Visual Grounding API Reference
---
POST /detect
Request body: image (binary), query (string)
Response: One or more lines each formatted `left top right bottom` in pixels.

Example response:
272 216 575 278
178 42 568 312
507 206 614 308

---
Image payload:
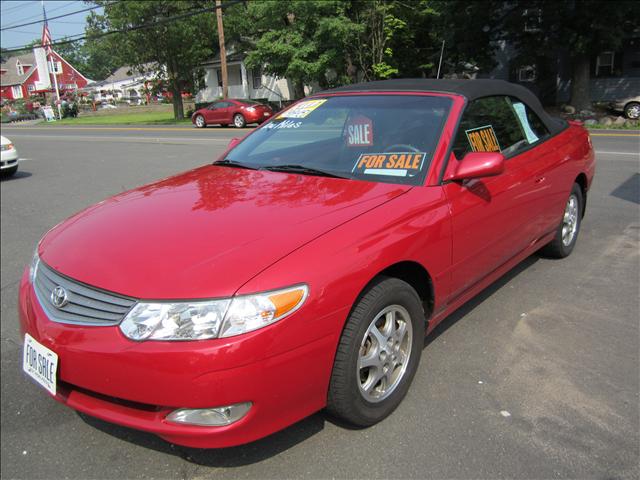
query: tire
233 113 246 128
194 115 206 128
1 165 18 177
540 183 583 258
624 102 640 120
327 277 424 427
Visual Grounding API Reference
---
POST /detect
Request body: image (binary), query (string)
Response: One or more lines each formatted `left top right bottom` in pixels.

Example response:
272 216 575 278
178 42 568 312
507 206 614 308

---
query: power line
2 0 242 53
1 1 39 15
1 0 81 28
0 3 105 31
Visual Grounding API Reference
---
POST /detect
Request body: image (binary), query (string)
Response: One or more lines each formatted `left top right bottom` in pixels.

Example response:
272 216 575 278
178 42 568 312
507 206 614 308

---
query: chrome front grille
33 261 137 326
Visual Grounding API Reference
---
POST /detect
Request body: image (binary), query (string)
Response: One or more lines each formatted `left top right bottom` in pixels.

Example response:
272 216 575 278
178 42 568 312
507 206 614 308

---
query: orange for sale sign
352 152 426 177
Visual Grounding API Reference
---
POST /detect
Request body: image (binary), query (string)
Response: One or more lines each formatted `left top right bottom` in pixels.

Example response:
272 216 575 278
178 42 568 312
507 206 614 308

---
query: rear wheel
327 277 424 427
624 102 640 120
233 113 246 128
540 183 583 258
194 115 206 128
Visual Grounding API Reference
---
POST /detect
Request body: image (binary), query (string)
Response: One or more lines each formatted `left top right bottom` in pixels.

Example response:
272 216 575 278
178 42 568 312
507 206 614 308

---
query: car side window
452 96 527 159
208 102 229 110
509 97 551 146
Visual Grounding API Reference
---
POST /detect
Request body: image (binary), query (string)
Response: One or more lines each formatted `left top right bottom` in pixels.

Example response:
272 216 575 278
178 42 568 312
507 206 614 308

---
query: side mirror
228 137 241 149
447 152 505 182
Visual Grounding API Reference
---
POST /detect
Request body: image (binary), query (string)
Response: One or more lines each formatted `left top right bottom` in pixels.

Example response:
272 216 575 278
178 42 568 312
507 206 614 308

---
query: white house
196 51 295 106
85 63 159 103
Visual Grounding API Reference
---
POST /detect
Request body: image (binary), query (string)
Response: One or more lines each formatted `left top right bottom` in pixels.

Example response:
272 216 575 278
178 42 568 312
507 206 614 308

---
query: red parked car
192 99 273 128
19 79 595 449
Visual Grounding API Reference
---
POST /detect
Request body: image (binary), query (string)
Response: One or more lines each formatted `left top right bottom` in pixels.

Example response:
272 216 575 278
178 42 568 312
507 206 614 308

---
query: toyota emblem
50 286 69 309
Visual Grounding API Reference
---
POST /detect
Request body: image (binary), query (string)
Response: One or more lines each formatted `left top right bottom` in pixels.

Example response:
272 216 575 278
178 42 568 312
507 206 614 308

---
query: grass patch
51 111 191 125
585 123 639 131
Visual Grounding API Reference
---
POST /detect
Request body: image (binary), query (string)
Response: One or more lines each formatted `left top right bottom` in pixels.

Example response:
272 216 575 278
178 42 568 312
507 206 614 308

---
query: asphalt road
1 125 639 480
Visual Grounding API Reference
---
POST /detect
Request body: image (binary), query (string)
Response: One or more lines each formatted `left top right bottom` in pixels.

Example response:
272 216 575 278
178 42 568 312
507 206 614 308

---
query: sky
1 0 99 51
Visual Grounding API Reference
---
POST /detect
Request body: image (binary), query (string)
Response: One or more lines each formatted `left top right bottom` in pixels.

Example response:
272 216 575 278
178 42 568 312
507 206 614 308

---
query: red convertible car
191 99 273 128
19 79 595 448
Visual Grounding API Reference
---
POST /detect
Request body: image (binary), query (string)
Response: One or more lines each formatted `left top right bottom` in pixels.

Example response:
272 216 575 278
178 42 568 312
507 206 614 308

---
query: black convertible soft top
325 78 566 135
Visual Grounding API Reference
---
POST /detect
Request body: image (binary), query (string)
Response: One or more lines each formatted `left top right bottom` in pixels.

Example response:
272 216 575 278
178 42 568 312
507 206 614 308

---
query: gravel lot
1 125 638 479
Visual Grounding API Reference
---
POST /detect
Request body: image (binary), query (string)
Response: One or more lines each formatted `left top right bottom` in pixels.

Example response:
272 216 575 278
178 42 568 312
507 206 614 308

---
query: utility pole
436 40 445 79
215 0 228 99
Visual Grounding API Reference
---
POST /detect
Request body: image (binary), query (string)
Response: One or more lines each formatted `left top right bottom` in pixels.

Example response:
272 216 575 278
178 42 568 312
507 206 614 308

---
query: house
84 63 159 103
481 34 640 105
0 48 89 101
196 50 296 106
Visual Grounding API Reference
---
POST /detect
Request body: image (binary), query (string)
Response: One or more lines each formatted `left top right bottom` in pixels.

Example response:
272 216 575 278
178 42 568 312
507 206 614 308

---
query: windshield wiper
215 159 259 170
263 164 347 179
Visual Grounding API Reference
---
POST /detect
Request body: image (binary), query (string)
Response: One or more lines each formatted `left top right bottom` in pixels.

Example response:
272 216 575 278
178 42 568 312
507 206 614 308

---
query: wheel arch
350 261 435 329
575 173 588 217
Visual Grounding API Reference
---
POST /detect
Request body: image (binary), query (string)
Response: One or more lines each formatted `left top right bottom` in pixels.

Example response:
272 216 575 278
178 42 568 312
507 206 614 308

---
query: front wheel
540 183 583 258
233 113 246 128
327 277 424 427
194 115 206 128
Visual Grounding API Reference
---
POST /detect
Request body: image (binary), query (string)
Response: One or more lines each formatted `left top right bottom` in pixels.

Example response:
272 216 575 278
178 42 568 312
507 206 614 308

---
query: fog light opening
166 402 252 426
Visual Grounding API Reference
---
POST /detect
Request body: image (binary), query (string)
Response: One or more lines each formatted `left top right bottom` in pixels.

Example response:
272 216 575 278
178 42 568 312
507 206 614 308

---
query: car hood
40 165 410 299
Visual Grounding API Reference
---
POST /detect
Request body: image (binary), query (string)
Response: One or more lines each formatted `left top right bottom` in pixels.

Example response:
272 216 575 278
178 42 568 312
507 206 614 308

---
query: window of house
216 68 222 87
518 65 536 82
252 68 262 89
12 85 23 99
16 61 23 76
452 96 528 159
523 8 542 32
27 84 36 93
595 52 614 76
48 60 63 74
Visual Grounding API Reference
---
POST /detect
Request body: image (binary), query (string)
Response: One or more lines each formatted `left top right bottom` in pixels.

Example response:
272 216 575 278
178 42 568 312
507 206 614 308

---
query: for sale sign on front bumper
23 333 58 395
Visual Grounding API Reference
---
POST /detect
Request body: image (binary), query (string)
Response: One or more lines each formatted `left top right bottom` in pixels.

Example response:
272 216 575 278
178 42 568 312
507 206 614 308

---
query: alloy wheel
358 305 413 403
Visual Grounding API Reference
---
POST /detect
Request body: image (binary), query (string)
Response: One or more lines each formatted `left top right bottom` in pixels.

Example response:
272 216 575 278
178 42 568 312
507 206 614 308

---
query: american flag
41 21 52 53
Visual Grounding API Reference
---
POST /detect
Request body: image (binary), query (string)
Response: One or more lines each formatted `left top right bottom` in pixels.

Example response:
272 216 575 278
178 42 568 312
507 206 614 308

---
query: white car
1 135 19 177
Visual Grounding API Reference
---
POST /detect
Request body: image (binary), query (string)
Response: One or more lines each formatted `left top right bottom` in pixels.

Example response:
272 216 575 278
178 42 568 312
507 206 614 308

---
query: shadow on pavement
425 254 540 348
78 410 325 467
1 170 32 181
610 173 640 205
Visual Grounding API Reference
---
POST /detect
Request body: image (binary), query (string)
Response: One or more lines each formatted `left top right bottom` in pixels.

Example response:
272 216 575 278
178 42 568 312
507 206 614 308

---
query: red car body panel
19 90 595 448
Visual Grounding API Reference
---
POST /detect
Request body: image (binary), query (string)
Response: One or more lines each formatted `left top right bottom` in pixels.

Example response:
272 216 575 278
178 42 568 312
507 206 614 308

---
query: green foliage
89 0 216 119
226 0 440 97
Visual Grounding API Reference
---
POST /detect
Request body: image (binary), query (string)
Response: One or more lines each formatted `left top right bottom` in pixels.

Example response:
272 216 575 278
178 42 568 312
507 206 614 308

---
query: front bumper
18 269 338 448
1 149 19 169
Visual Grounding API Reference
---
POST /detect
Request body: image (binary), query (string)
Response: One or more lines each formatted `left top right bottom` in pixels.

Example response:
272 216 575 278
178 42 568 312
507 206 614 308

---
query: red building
0 48 89 101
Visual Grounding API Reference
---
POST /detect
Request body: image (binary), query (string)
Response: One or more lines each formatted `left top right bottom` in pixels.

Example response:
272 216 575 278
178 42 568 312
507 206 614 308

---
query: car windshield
224 95 452 186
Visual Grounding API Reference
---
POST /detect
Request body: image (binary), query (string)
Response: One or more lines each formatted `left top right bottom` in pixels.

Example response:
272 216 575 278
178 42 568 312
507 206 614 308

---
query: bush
61 103 79 118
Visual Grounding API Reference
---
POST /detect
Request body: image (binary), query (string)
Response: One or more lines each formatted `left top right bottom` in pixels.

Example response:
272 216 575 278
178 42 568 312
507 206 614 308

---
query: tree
227 0 360 98
497 0 640 110
90 1 216 119
226 0 439 98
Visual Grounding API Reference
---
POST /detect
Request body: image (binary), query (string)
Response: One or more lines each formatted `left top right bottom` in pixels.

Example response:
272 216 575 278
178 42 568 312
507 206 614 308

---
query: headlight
29 250 40 284
245 106 256 112
119 285 308 341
